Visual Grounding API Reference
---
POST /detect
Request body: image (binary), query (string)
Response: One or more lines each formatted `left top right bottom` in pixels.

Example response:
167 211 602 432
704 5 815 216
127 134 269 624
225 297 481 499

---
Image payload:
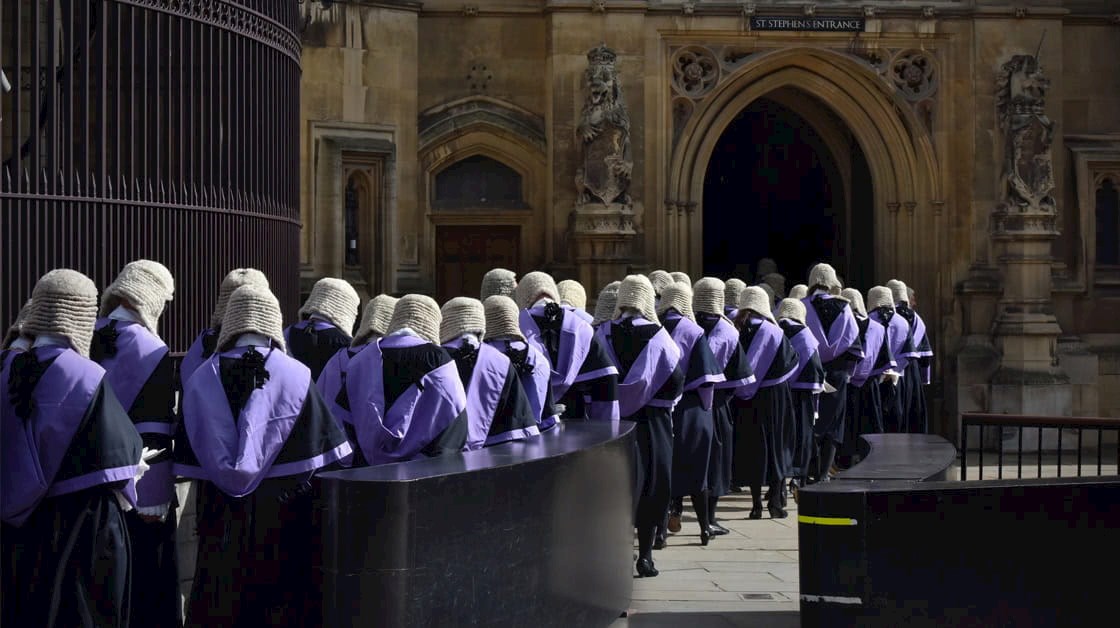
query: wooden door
435 225 520 303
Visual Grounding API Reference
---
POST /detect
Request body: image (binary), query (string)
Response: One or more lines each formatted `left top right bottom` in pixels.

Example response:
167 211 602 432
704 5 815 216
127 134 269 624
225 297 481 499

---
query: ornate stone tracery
671 46 720 98
668 43 941 147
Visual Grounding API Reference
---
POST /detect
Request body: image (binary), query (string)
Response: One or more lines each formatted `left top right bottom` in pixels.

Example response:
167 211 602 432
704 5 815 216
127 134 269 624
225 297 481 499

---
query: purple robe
443 341 540 449
736 317 799 400
521 305 616 399
2 346 141 527
704 317 755 391
180 327 218 390
316 344 367 429
870 309 912 372
851 318 894 388
595 318 682 418
662 311 725 409
565 304 594 326
785 325 825 394
904 309 933 384
485 339 557 431
344 335 468 466
93 318 175 510
802 294 861 365
175 347 352 497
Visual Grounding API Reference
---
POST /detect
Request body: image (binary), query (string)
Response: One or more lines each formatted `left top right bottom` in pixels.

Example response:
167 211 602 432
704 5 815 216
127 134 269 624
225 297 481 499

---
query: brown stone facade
297 0 1120 437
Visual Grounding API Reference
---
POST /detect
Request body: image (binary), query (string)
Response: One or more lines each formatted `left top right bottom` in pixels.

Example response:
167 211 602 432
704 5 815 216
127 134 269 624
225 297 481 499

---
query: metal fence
1 0 302 353
960 413 1120 481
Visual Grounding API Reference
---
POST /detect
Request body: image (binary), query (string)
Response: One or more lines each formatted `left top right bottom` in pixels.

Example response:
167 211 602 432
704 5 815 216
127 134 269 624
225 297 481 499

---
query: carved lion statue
575 45 633 206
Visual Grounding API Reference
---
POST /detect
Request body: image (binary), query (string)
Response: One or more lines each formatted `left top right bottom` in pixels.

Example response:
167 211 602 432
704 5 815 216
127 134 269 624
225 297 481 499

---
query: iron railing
1 0 303 353
960 413 1120 481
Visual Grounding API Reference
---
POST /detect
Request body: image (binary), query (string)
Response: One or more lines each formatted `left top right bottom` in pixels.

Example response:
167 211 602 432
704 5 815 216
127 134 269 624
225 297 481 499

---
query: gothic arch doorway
666 47 940 298
702 92 875 288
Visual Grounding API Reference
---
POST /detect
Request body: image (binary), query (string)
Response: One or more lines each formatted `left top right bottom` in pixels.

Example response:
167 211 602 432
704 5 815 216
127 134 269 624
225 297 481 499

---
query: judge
484 295 561 431
342 294 469 466
732 287 799 519
647 270 674 302
592 281 621 328
441 297 539 448
317 294 398 434
558 279 594 325
776 298 827 488
92 260 181 628
284 277 360 380
887 279 933 433
671 271 692 286
840 288 898 466
789 284 809 300
655 282 724 546
724 278 746 319
692 278 754 535
181 267 269 387
867 286 913 434
595 275 683 578
2 269 144 627
754 257 779 283
175 283 352 627
516 272 620 421
761 273 786 301
801 263 861 483
480 268 517 300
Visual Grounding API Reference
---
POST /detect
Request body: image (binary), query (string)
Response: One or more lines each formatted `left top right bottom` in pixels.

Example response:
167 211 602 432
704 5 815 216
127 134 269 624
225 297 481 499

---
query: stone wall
296 1 1120 435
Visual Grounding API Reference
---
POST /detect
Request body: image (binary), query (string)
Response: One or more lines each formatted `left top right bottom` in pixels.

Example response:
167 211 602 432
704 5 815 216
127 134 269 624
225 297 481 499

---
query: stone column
987 54 1071 449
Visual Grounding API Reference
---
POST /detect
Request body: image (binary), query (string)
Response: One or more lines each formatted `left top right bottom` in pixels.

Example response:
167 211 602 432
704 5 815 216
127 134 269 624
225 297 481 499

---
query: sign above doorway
750 16 865 32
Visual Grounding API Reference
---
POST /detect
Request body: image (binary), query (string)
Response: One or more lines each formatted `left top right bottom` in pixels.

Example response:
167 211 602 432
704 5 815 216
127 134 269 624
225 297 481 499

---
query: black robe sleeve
486 362 540 442
130 353 176 463
270 384 351 473
420 410 469 458
582 333 620 405
53 383 143 493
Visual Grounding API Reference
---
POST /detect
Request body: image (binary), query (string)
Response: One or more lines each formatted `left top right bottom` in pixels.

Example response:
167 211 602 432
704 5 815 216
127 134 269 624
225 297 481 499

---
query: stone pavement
610 490 801 628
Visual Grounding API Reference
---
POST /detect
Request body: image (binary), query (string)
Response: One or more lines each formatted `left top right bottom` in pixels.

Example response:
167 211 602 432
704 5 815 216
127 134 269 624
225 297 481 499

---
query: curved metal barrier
318 421 636 628
799 433 1120 627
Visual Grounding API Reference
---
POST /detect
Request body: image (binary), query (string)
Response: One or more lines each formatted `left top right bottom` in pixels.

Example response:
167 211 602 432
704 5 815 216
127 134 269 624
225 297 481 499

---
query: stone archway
666 47 941 295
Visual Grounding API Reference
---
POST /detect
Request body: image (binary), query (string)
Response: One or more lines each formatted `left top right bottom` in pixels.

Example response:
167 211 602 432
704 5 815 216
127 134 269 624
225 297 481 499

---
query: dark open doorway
702 94 874 290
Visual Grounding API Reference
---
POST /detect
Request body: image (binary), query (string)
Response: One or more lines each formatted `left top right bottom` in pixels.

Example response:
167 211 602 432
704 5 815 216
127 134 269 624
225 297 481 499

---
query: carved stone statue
575 45 633 207
995 54 1056 217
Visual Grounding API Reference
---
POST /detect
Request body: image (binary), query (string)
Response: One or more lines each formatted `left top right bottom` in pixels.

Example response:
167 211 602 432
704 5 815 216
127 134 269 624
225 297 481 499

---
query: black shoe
729 485 743 493
709 522 730 536
769 506 788 519
636 558 659 577
749 506 763 519
653 536 666 550
700 528 711 546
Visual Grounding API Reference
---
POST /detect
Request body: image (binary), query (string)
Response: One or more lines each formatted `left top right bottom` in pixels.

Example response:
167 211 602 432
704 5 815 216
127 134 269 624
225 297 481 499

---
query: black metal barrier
318 421 636 628
800 434 1120 627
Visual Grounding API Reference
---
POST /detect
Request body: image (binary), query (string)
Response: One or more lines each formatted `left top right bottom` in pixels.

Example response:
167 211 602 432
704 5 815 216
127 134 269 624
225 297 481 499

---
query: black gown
287 322 354 381
896 304 931 434
532 309 619 420
782 323 827 482
663 318 723 496
446 340 538 446
732 323 799 490
90 325 181 628
176 357 350 628
696 315 753 498
610 321 685 518
807 297 862 447
2 372 142 628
